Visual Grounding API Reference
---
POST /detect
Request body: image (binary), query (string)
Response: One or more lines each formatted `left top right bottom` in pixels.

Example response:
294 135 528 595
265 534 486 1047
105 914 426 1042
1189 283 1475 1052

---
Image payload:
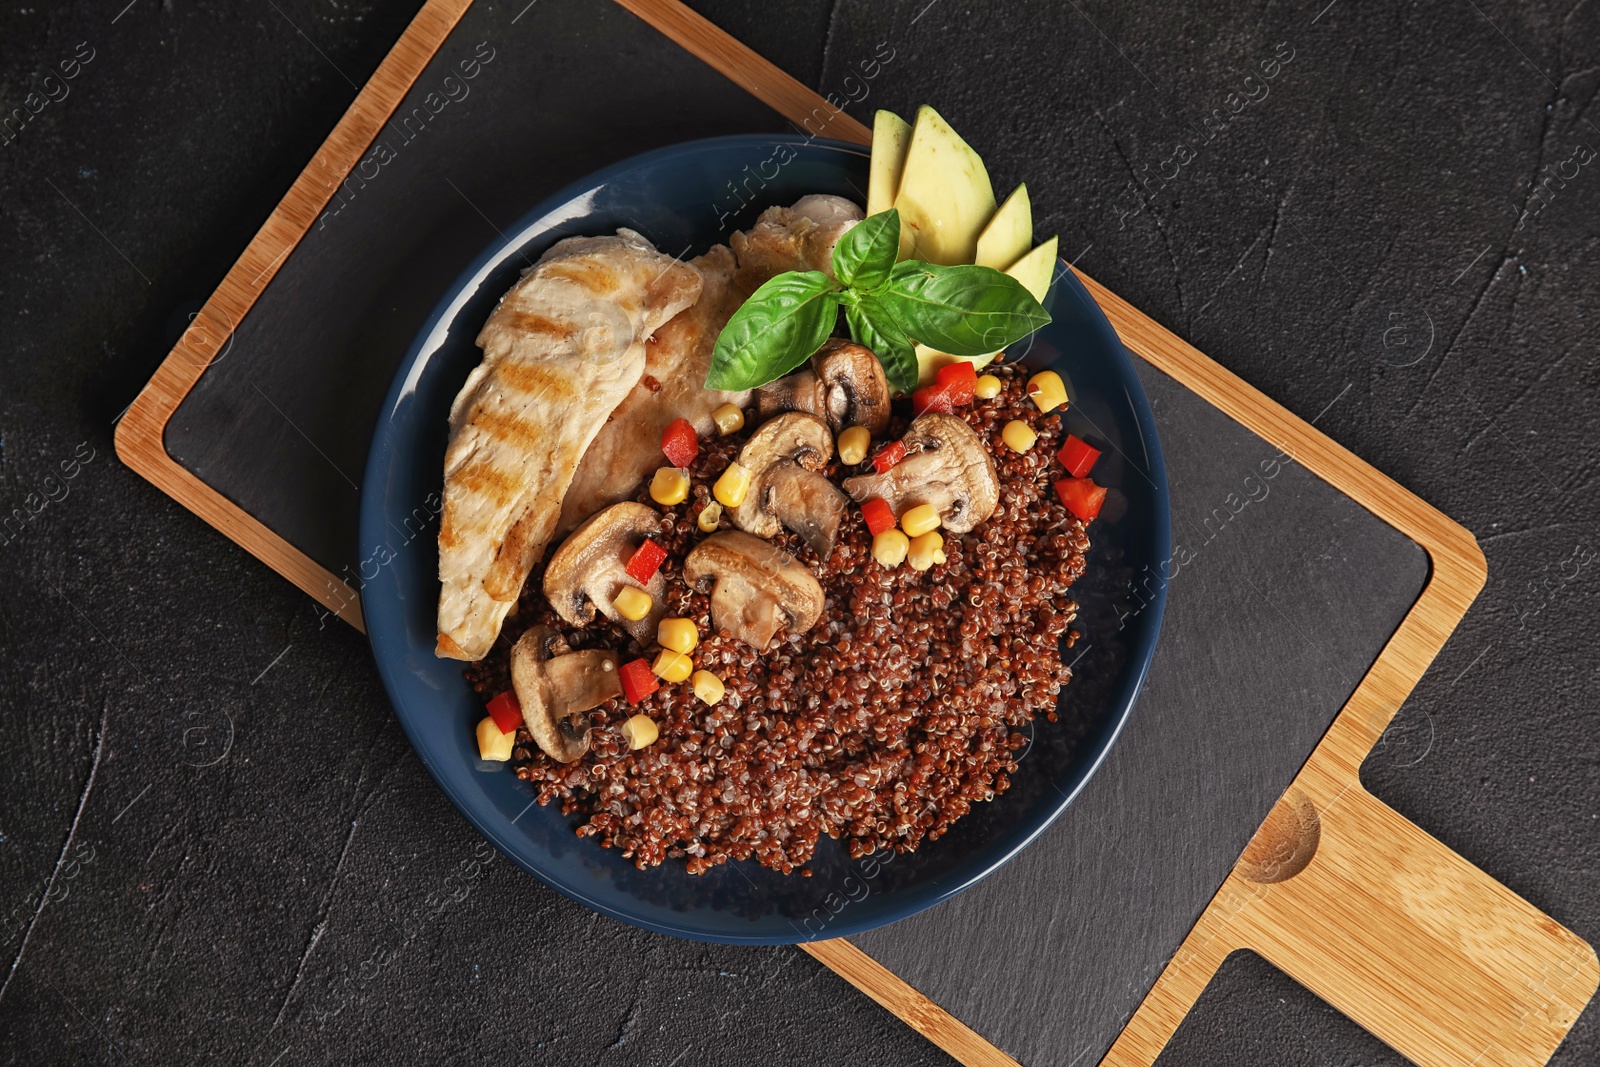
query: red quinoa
464 359 1091 874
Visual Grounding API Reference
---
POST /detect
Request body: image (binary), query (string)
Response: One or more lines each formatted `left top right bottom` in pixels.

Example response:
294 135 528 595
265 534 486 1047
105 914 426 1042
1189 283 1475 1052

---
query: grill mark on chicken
543 260 620 294
470 407 549 451
452 459 528 508
495 361 572 398
502 311 576 339
483 497 558 601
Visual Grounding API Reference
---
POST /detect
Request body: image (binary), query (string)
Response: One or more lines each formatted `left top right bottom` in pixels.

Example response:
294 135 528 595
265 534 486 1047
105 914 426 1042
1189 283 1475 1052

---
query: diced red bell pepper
486 691 523 735
914 362 979 414
912 383 955 416
1057 434 1101 479
660 417 699 468
1055 477 1107 523
860 498 896 537
619 658 659 703
933 361 978 405
871 440 907 473
624 539 668 584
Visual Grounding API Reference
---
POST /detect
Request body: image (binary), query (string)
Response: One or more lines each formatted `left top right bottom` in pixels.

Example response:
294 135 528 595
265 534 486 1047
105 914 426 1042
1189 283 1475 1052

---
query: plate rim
359 132 1171 943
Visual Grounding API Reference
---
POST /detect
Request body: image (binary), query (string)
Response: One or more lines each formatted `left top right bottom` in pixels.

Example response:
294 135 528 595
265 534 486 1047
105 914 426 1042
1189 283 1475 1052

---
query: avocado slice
867 110 913 218
892 105 996 264
1005 235 1060 303
975 184 1032 270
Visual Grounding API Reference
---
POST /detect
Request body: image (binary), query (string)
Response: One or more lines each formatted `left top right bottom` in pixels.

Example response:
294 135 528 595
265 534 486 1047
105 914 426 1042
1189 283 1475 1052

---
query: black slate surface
2 2 1597 1066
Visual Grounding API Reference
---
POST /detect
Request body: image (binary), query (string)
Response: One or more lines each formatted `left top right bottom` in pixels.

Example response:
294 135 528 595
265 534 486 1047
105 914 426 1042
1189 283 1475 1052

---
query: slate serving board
115 1 1596 1064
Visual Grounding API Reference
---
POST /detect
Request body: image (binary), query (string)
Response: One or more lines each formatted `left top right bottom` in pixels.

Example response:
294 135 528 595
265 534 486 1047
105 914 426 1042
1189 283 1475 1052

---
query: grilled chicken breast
731 194 862 284
557 197 864 531
557 244 748 531
436 230 700 661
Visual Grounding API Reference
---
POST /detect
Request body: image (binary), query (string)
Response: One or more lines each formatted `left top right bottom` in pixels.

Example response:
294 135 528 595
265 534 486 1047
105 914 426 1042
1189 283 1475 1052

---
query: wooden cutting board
113 1 1598 1064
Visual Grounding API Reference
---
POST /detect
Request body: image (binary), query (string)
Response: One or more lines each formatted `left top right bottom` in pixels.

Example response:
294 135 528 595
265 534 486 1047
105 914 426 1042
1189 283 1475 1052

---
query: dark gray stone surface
1 3 1595 1066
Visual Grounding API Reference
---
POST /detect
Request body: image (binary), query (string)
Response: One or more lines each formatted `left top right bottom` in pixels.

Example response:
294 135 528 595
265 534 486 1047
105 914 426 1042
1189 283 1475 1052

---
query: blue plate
360 135 1170 944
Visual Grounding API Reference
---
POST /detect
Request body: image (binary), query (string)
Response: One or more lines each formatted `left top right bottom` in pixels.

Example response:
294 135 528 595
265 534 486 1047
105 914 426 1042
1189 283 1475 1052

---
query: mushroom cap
813 339 891 435
730 412 847 560
510 626 622 763
682 531 824 650
756 339 891 436
755 369 823 426
738 411 835 475
841 413 999 534
542 501 666 643
761 463 848 561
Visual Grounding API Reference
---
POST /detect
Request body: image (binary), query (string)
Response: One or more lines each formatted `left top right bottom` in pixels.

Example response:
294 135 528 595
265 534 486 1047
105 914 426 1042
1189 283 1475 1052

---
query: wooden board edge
820 266 1503 1066
615 0 871 144
111 0 857 637
1075 268 1489 761
115 413 365 631
801 940 1023 1067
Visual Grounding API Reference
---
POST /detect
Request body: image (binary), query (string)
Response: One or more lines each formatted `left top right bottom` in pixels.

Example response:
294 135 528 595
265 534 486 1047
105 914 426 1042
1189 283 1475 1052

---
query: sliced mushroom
682 531 824 651
841 413 999 534
510 626 622 763
542 501 665 643
729 412 848 560
756 339 891 435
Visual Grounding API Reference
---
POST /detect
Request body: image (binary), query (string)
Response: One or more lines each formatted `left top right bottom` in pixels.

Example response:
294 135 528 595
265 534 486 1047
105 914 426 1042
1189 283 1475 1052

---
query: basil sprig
844 298 916 395
705 208 1050 395
831 208 901 290
702 271 837 390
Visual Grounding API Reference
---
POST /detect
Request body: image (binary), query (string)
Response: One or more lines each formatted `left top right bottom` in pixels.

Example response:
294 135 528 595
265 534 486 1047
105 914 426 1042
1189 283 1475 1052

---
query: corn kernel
872 528 910 567
975 374 1003 399
837 425 871 466
697 501 722 532
652 649 693 683
691 669 725 705
900 503 942 538
908 530 946 571
713 462 752 507
649 466 690 506
620 714 659 750
712 403 745 436
614 586 653 621
1027 370 1067 413
475 716 515 762
1001 420 1038 453
657 617 699 655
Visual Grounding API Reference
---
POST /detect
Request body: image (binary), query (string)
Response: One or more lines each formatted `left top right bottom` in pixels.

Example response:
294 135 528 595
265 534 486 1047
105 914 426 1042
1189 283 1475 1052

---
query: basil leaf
705 271 840 390
831 209 901 291
881 261 1051 357
846 297 918 395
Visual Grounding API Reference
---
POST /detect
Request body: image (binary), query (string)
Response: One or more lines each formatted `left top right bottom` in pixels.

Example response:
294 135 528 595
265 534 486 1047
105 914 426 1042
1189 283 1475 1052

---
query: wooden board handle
1231 784 1599 1067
